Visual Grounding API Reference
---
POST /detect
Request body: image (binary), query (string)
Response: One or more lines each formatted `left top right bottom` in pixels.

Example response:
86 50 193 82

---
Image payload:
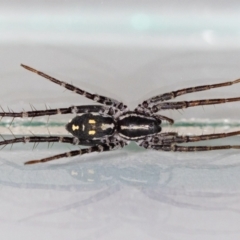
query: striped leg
0 105 113 119
138 130 240 147
138 131 240 152
153 114 174 125
25 141 127 165
150 145 240 152
0 134 127 164
150 97 240 113
136 78 240 112
0 136 79 147
163 130 240 144
21 64 127 111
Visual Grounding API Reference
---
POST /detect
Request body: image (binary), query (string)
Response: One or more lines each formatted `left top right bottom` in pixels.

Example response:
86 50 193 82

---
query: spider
1 64 240 165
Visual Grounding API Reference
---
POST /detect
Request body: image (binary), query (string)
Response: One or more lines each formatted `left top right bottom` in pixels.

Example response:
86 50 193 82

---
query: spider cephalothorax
66 113 116 141
1 64 240 164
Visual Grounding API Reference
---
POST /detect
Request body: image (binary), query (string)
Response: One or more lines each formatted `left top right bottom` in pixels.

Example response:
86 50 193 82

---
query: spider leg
0 136 99 148
153 114 174 125
149 144 240 152
136 78 240 111
138 131 240 152
0 105 113 119
139 130 240 147
25 140 127 165
0 133 128 164
21 64 127 111
150 97 240 113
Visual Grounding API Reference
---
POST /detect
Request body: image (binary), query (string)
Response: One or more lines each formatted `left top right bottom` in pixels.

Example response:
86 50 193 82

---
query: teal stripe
1 13 240 35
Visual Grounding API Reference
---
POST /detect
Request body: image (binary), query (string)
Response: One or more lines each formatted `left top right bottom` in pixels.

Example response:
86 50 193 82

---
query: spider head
66 113 115 140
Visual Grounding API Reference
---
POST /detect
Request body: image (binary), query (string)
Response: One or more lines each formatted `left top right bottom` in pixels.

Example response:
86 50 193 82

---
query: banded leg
150 97 240 113
153 114 174 125
138 131 240 148
21 64 127 111
150 144 240 152
0 105 113 119
0 134 127 164
0 136 91 147
25 141 127 165
136 78 240 111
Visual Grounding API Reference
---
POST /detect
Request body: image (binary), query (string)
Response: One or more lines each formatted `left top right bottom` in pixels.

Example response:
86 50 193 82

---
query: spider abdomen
117 112 161 140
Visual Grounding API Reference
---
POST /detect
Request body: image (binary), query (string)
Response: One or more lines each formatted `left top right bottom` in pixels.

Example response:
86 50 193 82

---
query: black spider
1 64 240 165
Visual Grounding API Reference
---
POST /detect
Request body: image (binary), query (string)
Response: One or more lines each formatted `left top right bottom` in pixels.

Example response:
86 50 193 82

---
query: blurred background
1 1 240 239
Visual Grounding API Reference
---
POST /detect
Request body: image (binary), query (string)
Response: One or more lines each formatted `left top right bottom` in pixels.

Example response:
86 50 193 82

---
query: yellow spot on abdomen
72 124 79 131
89 130 96 135
89 119 96 124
